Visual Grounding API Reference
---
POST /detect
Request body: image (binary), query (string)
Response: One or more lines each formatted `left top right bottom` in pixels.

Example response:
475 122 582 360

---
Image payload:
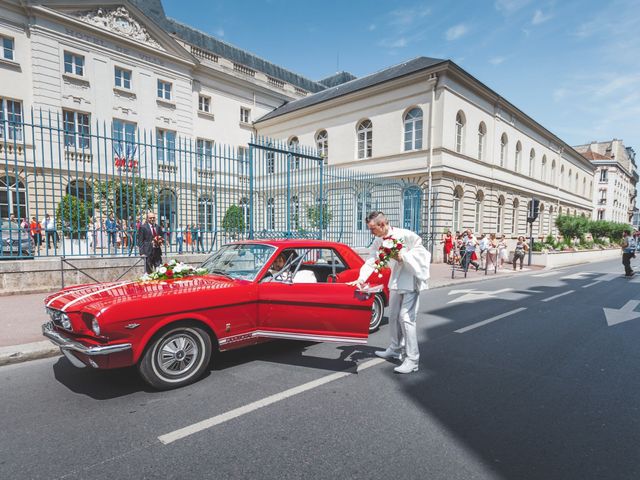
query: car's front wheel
370 293 385 332
138 324 212 390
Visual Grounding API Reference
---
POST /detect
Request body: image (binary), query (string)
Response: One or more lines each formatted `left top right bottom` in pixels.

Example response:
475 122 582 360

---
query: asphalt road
2 258 640 480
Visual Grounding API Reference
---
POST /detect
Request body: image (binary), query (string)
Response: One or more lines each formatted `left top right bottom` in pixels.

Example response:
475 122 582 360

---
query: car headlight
60 313 72 330
91 318 100 336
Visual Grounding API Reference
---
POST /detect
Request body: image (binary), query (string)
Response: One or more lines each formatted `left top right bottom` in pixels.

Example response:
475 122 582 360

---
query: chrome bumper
42 322 132 356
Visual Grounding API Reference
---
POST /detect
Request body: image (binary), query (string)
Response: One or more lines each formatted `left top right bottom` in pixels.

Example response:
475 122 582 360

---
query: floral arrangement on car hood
140 259 208 282
373 236 404 277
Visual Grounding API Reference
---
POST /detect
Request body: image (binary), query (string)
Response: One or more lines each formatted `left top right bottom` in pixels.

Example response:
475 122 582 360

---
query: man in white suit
349 211 430 374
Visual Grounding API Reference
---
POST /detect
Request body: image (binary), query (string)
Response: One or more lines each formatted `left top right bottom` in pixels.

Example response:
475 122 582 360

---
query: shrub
56 194 93 239
222 205 245 239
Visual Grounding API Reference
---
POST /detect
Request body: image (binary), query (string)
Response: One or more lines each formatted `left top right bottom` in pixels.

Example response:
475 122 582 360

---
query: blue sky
163 0 640 154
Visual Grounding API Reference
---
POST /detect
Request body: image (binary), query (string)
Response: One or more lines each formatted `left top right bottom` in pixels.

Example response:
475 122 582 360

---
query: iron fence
1 110 430 259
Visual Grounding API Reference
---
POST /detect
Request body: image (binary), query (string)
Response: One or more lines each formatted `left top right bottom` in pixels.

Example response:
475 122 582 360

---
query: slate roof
129 0 326 93
318 71 357 88
256 57 447 122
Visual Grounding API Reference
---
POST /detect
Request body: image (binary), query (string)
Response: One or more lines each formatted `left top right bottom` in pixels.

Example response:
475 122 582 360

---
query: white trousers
387 289 420 362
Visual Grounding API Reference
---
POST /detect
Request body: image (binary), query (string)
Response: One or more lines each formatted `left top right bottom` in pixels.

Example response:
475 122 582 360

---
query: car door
257 281 374 344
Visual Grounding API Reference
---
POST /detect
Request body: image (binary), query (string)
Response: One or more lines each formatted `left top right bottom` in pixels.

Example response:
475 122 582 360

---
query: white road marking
454 307 527 333
541 290 575 302
447 288 513 304
603 300 640 327
597 273 620 282
582 280 602 288
561 272 595 280
158 357 385 445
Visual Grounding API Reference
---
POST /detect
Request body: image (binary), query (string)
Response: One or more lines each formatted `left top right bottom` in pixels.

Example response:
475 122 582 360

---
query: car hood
44 275 244 314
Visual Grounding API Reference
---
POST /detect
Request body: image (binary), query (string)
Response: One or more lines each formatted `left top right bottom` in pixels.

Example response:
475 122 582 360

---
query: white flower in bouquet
382 238 395 249
157 266 167 275
174 263 186 273
140 273 151 282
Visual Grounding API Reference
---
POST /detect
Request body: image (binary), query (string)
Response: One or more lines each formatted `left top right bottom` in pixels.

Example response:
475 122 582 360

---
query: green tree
555 214 589 242
307 204 332 230
223 204 245 239
92 178 157 220
56 194 93 239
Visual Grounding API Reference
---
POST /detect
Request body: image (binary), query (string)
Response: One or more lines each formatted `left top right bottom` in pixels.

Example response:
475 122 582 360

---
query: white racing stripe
158 357 385 445
60 281 135 312
541 290 574 302
454 307 527 334
45 284 97 307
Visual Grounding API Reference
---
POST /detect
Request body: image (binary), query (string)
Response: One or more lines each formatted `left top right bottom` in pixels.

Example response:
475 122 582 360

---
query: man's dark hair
365 211 387 224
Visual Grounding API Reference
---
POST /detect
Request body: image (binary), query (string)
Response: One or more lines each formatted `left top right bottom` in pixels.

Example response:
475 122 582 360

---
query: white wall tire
138 325 212 390
370 293 385 332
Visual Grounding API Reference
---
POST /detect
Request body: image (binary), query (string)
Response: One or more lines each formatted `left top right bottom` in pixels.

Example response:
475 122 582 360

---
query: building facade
0 0 605 260
573 140 637 222
256 59 595 254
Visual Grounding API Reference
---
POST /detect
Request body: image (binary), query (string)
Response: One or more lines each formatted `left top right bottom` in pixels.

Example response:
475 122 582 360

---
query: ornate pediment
72 7 164 50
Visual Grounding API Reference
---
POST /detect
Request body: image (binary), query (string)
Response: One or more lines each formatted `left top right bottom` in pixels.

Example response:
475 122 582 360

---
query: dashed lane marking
454 307 527 334
158 357 385 445
541 290 575 302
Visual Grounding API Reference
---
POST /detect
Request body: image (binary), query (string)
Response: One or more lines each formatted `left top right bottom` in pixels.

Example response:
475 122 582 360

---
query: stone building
1 0 597 258
256 58 595 254
573 140 637 222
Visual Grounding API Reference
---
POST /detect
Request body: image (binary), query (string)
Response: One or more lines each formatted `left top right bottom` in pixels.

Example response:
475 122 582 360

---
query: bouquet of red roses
152 235 165 248
373 236 404 277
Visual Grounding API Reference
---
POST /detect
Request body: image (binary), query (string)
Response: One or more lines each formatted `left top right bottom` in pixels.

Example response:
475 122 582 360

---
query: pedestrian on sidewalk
512 236 528 270
463 229 480 272
497 234 508 269
43 213 57 251
347 211 430 374
30 216 42 253
621 229 635 277
138 211 164 274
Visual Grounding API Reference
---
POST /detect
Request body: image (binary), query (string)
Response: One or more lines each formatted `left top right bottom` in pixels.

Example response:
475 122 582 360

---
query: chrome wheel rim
370 295 383 330
157 333 199 376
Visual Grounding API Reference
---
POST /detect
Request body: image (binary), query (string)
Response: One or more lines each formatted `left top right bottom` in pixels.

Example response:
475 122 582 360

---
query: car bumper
42 322 132 368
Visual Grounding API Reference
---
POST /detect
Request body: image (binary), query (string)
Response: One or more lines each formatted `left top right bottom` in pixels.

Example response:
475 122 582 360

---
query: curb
0 341 61 367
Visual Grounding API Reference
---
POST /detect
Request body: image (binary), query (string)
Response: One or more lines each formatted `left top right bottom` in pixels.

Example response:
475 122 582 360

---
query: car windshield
201 243 276 281
1 220 28 239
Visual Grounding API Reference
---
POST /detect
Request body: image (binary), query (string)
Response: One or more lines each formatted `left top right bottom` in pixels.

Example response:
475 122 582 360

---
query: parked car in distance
43 239 390 390
0 219 33 259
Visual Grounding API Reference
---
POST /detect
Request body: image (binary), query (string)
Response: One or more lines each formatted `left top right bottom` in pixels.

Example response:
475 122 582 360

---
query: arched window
541 155 547 183
568 168 572 190
198 196 215 231
478 122 486 160
404 108 423 151
548 206 554 235
402 186 421 231
551 160 557 185
66 179 92 203
316 130 328 163
452 186 463 233
0 175 26 219
511 198 519 235
500 133 508 167
529 149 536 177
157 189 177 233
356 191 372 231
240 197 250 232
497 195 505 234
288 136 300 170
266 198 275 230
560 165 565 188
515 141 522 172
357 119 373 159
575 173 579 193
455 111 465 153
538 203 545 235
474 190 484 233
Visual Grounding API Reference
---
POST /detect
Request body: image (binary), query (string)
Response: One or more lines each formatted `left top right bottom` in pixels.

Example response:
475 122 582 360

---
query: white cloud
378 37 408 48
214 28 224 37
490 56 506 65
532 9 552 25
389 6 431 28
495 0 532 14
446 24 468 41
368 24 376 31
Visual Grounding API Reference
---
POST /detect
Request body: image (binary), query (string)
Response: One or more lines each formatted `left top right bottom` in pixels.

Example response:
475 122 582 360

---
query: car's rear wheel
370 293 385 332
138 324 212 390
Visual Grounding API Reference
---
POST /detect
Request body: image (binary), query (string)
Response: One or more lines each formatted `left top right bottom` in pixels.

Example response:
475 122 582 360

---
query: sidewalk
0 262 543 366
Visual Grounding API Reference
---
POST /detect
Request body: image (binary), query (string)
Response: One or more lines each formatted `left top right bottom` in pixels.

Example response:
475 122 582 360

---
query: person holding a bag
621 229 635 277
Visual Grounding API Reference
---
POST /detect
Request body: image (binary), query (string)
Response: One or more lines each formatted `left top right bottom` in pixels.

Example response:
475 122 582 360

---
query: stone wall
0 254 210 295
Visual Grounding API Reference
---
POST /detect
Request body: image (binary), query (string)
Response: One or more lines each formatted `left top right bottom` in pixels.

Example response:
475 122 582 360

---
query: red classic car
42 240 389 390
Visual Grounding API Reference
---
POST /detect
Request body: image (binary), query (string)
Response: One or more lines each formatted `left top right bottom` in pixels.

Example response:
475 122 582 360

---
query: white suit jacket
357 226 431 292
